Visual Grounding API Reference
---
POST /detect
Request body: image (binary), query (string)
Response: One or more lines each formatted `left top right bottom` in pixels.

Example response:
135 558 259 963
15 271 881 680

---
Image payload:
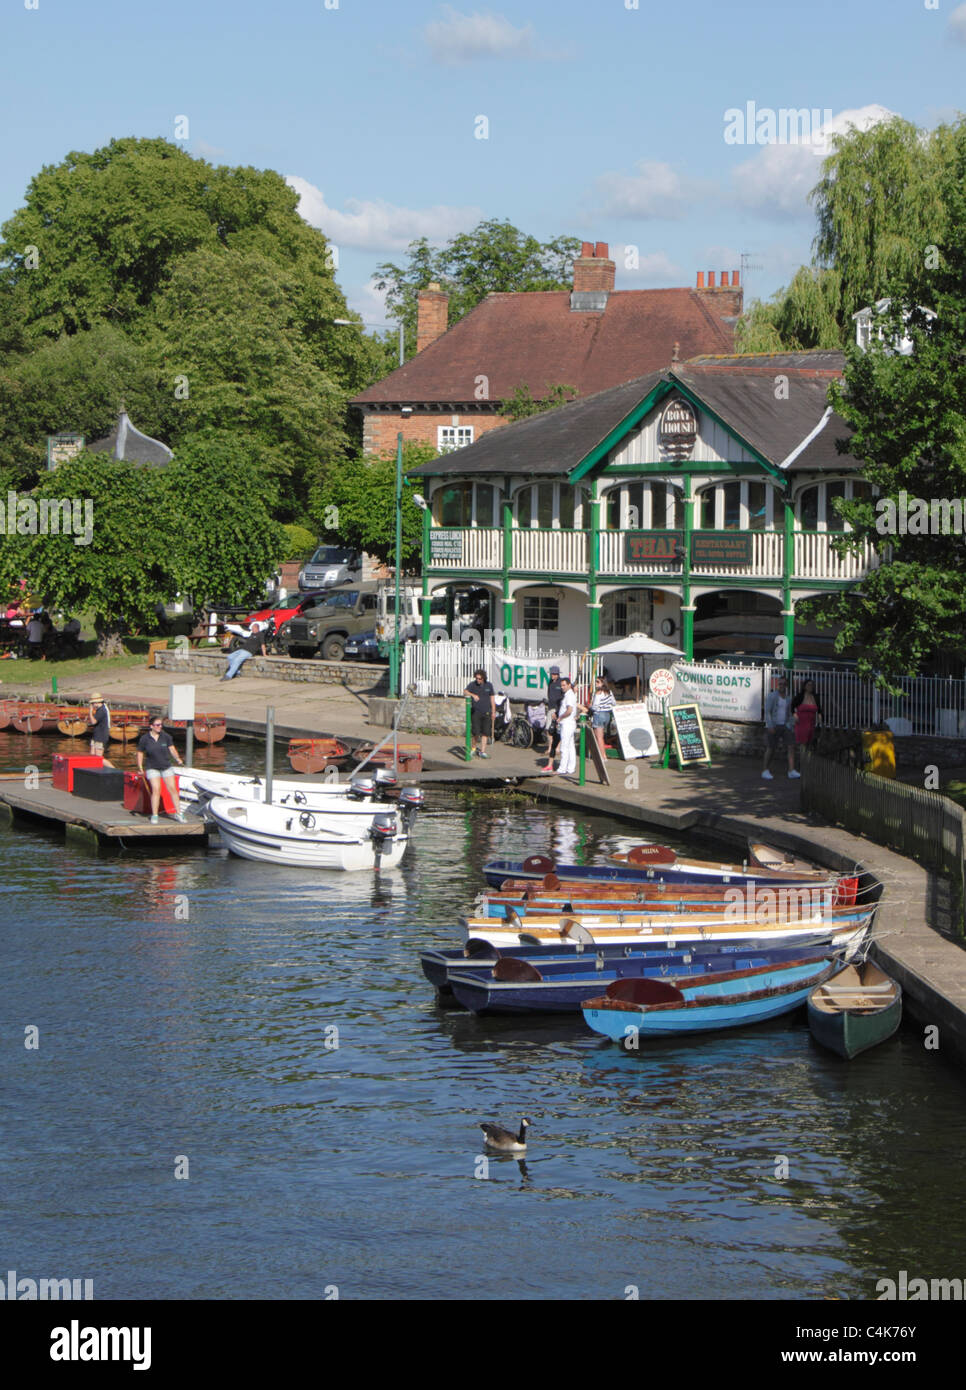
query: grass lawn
0 647 158 692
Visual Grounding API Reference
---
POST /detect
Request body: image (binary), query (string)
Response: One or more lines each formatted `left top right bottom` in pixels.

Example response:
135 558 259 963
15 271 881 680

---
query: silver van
298 545 363 591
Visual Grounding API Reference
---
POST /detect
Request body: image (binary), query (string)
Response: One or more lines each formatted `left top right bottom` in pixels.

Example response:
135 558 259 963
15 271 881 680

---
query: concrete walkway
7 662 966 1068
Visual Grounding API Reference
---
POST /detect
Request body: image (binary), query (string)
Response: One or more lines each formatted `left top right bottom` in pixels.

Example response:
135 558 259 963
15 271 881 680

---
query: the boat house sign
658 397 697 461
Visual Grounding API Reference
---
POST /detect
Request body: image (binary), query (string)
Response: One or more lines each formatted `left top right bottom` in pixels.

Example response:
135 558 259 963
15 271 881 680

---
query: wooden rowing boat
807 960 902 1059
480 873 862 913
582 958 837 1040
0 697 21 730
11 701 58 734
164 713 228 744
608 844 829 883
287 737 352 773
484 850 830 891
56 705 91 737
108 709 149 742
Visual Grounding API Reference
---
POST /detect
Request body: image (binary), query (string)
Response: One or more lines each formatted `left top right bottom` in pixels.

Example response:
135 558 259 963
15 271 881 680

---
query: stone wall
155 651 387 691
369 695 467 736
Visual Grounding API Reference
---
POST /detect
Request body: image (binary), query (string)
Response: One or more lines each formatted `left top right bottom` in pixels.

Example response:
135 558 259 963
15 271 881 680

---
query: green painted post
588 496 600 649
682 483 694 659
661 699 671 769
390 430 403 697
579 716 587 786
51 676 57 697
464 697 472 762
782 499 796 672
421 506 432 643
501 499 513 645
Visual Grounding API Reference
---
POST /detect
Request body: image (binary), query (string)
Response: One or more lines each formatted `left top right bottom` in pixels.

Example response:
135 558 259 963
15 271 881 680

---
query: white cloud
612 247 683 283
592 161 702 221
730 103 899 220
949 3 966 42
286 175 481 252
193 139 226 160
424 6 540 64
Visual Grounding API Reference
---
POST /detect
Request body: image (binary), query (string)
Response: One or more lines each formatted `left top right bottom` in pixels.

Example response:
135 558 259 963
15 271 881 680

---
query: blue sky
2 0 964 321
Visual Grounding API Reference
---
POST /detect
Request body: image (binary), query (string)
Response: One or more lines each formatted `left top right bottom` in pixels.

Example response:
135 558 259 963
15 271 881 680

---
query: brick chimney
695 268 743 322
416 282 449 354
573 241 616 294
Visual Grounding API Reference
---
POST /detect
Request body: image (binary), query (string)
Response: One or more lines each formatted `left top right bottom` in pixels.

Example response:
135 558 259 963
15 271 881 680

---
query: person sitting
26 612 45 659
221 621 269 680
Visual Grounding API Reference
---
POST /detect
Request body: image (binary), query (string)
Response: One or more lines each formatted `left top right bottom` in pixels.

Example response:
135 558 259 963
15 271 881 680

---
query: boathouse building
406 350 876 666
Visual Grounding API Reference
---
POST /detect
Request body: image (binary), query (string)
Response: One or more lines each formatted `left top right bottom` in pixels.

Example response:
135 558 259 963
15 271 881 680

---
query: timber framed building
407 351 876 666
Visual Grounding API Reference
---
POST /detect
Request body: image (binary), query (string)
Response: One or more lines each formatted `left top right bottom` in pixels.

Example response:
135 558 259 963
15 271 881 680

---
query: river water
1 731 965 1300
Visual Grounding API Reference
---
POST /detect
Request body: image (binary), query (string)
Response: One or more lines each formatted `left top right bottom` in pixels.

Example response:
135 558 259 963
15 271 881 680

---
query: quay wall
154 651 387 691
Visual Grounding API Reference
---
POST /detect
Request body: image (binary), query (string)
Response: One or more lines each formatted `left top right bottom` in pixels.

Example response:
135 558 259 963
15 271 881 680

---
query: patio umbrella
591 631 685 701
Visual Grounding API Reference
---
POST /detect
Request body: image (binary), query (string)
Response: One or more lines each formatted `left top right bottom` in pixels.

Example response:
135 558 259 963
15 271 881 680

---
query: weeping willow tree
736 117 957 352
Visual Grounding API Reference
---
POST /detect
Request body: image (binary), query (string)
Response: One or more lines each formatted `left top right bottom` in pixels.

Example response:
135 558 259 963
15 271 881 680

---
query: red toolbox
52 754 103 792
124 771 180 815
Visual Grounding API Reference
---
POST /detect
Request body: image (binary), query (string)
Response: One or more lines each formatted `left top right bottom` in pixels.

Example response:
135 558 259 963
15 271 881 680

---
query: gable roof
408 351 862 481
352 288 736 406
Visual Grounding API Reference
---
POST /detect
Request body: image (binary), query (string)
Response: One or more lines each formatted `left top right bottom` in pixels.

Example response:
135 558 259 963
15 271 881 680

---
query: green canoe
808 960 902 1059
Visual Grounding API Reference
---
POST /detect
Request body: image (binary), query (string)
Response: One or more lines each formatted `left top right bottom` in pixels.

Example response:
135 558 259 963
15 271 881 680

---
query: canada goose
480 1117 530 1152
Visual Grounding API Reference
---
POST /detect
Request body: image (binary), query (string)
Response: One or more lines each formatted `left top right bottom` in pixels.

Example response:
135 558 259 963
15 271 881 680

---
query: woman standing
792 680 823 757
587 675 616 757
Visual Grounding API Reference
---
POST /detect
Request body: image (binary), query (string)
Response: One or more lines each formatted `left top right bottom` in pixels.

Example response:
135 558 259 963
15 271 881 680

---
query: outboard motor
398 786 424 831
370 812 397 867
348 776 376 800
374 768 398 798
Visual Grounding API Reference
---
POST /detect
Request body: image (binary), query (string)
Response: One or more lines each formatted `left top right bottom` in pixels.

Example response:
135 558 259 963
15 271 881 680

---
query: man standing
540 665 564 773
555 676 578 778
137 716 186 824
87 692 115 768
762 676 799 780
463 668 496 758
221 621 269 680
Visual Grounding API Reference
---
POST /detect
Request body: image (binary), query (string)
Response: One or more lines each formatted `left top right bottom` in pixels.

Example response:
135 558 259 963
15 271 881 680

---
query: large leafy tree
800 123 966 683
374 219 582 355
737 118 957 351
314 442 439 565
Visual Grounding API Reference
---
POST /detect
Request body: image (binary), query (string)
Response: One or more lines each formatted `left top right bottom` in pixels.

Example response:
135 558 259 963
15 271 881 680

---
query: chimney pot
594 241 608 259
416 283 449 355
696 271 705 289
732 270 740 287
581 241 594 258
721 271 729 289
708 272 715 288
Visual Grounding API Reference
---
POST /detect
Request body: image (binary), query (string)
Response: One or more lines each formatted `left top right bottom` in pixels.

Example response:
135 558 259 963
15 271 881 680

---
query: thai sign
670 663 762 722
429 529 463 562
624 530 683 564
691 532 753 566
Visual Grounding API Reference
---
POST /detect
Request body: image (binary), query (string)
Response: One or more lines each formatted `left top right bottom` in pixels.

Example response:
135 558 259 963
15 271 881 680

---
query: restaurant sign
690 532 754 566
624 530 683 564
429 529 463 562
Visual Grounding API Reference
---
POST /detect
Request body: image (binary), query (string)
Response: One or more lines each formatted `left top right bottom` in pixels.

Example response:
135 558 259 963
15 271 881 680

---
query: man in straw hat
87 693 115 767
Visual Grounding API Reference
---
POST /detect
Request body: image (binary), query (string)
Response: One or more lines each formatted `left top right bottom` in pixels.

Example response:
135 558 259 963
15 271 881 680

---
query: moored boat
484 849 832 891
206 791 419 870
108 709 150 742
11 701 59 734
807 960 902 1059
56 705 91 737
582 957 837 1041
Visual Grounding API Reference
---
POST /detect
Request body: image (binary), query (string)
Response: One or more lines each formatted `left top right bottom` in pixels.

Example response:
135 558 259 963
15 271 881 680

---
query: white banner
486 652 574 700
612 701 659 759
670 664 762 722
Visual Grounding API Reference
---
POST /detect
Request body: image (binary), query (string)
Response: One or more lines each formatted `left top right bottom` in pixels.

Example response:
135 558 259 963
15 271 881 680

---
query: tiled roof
88 411 173 467
352 288 736 405
408 351 862 479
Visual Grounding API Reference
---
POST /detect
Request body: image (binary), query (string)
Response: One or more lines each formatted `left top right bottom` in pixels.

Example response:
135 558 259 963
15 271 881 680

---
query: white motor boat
206 794 415 870
179 766 397 808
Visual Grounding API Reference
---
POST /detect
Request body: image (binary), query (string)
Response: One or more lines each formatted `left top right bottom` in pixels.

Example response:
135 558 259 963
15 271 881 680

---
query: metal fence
801 748 966 933
402 642 966 738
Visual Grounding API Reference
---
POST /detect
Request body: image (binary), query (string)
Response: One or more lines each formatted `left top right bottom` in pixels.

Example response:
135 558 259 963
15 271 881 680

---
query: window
516 483 584 529
696 480 777 530
601 588 652 639
796 479 875 531
602 482 683 529
361 593 378 612
522 595 558 631
438 426 474 452
433 482 499 527
321 590 358 609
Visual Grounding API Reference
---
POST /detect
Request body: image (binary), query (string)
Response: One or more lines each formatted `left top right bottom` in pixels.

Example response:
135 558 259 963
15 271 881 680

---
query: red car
245 591 328 634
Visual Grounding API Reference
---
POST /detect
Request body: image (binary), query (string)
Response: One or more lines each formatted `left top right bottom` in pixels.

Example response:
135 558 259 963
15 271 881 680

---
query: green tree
315 442 439 564
374 220 582 355
500 382 578 421
801 123 966 683
737 117 958 352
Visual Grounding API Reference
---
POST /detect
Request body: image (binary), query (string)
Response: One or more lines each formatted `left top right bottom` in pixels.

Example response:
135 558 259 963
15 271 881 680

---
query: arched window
601 588 653 639
697 479 778 530
515 483 585 529
796 478 876 531
603 481 684 530
433 482 500 527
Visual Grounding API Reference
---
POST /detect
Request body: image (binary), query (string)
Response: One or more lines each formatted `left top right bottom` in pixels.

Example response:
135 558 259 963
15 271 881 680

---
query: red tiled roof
352 288 737 405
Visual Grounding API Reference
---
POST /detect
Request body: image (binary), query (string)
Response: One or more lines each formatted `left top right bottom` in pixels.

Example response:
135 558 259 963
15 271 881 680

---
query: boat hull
583 959 836 1039
483 858 828 890
807 963 903 1058
207 796 409 871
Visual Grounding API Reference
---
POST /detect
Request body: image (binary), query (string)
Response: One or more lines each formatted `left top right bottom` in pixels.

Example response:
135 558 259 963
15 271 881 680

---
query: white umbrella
591 631 685 700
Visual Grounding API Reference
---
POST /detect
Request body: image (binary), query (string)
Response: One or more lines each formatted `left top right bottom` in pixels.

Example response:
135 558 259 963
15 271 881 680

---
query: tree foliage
315 442 440 565
736 117 958 352
800 123 966 683
374 219 582 355
500 382 578 421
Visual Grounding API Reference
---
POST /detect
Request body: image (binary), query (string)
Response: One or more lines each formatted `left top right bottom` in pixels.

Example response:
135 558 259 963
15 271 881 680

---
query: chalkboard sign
668 702 711 767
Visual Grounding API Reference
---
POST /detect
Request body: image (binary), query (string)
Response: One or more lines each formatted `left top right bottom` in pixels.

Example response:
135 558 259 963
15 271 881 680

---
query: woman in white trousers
556 678 578 777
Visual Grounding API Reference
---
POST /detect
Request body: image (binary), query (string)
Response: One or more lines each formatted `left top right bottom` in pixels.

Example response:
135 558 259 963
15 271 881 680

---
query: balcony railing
426 527 878 584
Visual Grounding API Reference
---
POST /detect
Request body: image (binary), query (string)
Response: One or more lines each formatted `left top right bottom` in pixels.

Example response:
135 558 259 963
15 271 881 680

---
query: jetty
0 778 207 845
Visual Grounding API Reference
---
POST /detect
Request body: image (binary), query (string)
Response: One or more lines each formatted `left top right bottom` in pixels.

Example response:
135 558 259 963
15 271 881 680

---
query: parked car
343 630 381 662
297 546 363 592
245 590 328 633
275 583 382 660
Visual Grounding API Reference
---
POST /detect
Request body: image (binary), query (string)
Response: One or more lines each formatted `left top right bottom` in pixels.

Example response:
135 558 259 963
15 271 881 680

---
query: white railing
429 528 501 570
403 643 966 739
512 528 588 572
794 532 879 581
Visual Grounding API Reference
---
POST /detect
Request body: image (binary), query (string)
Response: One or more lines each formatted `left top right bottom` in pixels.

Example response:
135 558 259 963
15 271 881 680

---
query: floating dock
0 778 207 844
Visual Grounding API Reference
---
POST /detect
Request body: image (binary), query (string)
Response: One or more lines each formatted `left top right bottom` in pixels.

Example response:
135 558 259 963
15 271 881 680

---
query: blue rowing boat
582 958 836 1040
483 850 830 892
446 943 843 1015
